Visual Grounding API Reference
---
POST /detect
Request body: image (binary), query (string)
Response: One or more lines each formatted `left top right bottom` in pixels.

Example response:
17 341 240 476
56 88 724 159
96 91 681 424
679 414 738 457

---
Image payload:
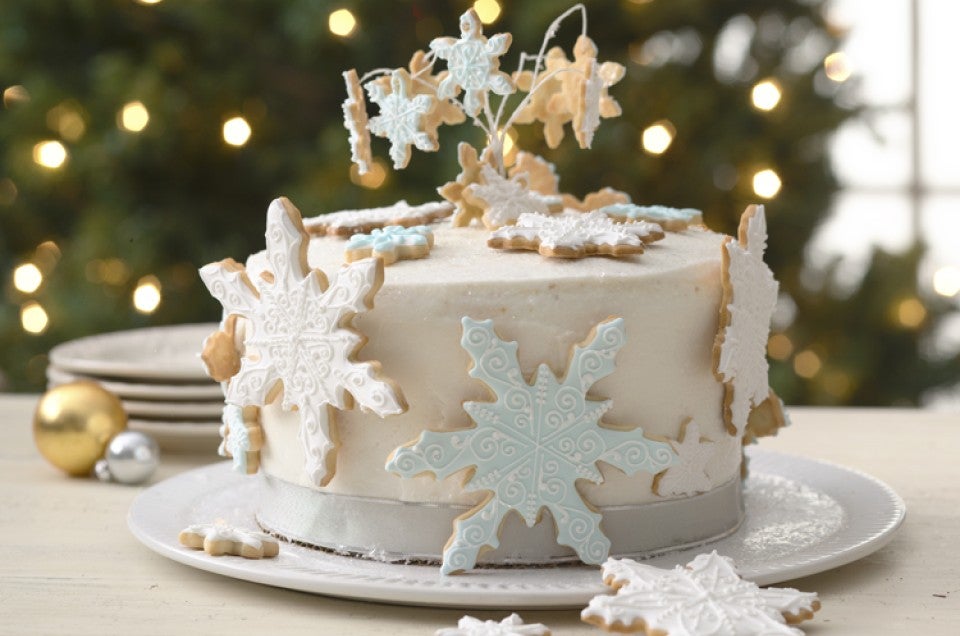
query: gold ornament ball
33 381 128 476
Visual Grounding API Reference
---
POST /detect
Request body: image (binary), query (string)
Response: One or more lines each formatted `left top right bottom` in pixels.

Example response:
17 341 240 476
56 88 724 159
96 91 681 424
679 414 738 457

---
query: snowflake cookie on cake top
582 551 820 635
386 316 676 575
488 211 664 258
199 197 406 486
436 614 550 636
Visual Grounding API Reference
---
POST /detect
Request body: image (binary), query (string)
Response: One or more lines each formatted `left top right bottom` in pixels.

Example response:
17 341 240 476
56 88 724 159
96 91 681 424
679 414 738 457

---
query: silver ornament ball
104 431 160 484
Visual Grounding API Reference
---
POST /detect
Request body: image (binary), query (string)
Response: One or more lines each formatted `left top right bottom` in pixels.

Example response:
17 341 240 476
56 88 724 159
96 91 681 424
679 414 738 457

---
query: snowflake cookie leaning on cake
195 4 797 583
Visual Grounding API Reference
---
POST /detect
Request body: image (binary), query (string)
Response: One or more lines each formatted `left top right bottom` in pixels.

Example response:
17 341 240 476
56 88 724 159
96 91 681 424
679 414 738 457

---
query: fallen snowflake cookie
387 316 675 574
436 613 550 636
304 200 453 237
345 225 434 265
713 205 779 435
600 203 703 232
179 523 279 559
488 211 663 259
582 551 820 635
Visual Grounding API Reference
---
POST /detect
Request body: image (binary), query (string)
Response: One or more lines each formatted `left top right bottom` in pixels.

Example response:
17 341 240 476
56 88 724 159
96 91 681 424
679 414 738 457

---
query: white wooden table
1 394 957 634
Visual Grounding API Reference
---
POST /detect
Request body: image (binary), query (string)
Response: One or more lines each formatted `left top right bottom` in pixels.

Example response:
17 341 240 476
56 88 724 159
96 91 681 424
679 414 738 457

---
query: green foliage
1 0 956 403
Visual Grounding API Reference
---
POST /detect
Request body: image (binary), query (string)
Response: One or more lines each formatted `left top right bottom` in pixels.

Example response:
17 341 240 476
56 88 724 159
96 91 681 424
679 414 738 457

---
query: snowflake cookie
367 68 439 170
371 50 466 139
463 164 563 229
562 187 631 213
582 551 820 635
342 68 374 175
600 203 703 232
386 316 676 575
488 211 664 259
438 142 493 227
219 404 264 475
344 225 434 266
744 389 791 446
179 523 279 559
508 152 560 196
430 8 515 117
200 315 242 383
512 47 573 149
304 200 453 237
436 614 550 636
199 197 406 486
652 420 715 497
713 205 779 435
567 35 626 149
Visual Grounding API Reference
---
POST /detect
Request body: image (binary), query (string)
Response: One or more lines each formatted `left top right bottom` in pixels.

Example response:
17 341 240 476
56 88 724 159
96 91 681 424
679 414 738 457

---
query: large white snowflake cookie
582 551 820 635
199 197 406 486
463 164 563 230
713 205 779 435
488 211 664 258
386 316 676 575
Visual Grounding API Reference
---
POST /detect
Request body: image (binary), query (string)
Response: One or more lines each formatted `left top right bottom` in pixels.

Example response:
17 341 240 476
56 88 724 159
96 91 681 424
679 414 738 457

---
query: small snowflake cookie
179 523 279 559
436 614 550 636
562 187 631 213
463 164 563 229
512 47 572 149
713 205 779 435
304 200 453 237
488 211 663 259
219 403 264 475
652 420 715 497
342 68 374 175
508 152 560 196
600 203 703 232
582 551 820 635
438 142 493 227
344 225 434 265
199 197 407 487
366 68 439 170
386 316 676 575
430 8 515 117
200 315 242 383
371 50 466 139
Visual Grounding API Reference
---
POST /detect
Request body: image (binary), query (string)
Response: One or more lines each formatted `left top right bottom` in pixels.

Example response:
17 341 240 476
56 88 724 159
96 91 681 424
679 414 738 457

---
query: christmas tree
1 0 957 404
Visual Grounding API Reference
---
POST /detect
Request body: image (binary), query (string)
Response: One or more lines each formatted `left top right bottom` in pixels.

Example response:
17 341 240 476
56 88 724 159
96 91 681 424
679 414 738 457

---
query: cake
196 6 787 575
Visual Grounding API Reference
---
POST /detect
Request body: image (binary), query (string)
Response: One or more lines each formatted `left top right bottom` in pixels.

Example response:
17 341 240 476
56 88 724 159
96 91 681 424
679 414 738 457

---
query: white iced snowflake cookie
342 68 373 175
366 68 438 170
178 523 279 559
652 420 715 497
218 403 264 475
304 200 453 237
582 551 820 635
436 614 550 636
387 316 675 575
463 165 563 230
488 211 664 258
713 205 779 435
199 197 406 486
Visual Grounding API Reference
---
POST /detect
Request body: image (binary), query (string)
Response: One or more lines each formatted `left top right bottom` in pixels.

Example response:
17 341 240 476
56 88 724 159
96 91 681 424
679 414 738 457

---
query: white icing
436 613 549 636
582 551 819 635
181 523 276 552
656 421 715 497
366 69 437 170
467 165 563 229
717 206 779 433
219 403 251 474
579 59 602 148
303 200 452 232
489 210 662 255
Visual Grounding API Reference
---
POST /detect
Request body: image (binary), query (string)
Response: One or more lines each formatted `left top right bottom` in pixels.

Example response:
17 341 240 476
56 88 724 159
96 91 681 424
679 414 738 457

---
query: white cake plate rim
127 448 905 609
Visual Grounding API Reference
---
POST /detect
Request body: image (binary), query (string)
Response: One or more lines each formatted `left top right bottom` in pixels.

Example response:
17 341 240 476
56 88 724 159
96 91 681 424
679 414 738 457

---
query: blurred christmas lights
793 349 822 379
933 266 960 298
2 85 30 107
896 297 926 329
133 276 162 314
32 141 68 169
752 168 781 199
473 0 502 25
119 101 150 132
13 264 43 294
47 103 86 141
641 121 675 155
751 79 782 111
350 159 388 189
329 9 358 37
824 52 852 82
222 116 252 147
767 333 794 360
20 302 49 335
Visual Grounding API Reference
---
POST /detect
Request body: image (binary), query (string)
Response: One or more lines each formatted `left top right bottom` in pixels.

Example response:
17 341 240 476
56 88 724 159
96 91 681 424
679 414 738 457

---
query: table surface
1 394 958 634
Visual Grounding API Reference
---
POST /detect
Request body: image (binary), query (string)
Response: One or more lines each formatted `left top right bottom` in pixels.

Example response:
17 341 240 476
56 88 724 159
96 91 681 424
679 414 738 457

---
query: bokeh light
751 79 782 111
133 276 162 314
222 116 252 147
13 264 43 294
641 121 675 155
752 168 782 199
32 141 68 169
473 0 502 25
21 302 49 335
328 9 358 37
119 101 150 132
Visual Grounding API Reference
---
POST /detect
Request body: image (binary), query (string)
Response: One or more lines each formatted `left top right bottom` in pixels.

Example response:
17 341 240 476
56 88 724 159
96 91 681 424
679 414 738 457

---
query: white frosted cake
196 6 786 575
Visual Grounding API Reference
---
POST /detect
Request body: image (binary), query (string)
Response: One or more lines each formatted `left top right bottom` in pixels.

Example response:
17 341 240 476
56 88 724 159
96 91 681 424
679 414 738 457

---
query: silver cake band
256 474 744 565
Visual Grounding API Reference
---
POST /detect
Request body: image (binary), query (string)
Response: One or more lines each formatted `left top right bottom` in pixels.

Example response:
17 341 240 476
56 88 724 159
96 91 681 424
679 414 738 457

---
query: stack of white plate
47 323 224 453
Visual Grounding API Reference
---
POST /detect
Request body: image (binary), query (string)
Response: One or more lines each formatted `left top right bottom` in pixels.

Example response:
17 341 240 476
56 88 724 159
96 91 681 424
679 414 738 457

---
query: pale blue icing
386 316 677 575
220 403 251 474
598 203 701 224
346 224 432 250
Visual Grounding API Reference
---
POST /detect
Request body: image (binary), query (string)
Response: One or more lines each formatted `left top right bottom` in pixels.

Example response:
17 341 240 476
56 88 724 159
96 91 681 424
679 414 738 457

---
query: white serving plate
128 419 221 454
46 366 223 401
49 323 218 381
128 449 906 609
122 399 224 420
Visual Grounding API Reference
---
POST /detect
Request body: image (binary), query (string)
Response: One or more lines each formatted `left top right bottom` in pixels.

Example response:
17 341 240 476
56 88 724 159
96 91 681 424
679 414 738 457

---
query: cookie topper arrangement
340 4 667 243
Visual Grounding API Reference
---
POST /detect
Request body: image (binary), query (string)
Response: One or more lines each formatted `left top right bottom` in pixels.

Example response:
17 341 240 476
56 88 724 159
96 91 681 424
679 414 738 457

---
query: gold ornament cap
33 381 128 476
